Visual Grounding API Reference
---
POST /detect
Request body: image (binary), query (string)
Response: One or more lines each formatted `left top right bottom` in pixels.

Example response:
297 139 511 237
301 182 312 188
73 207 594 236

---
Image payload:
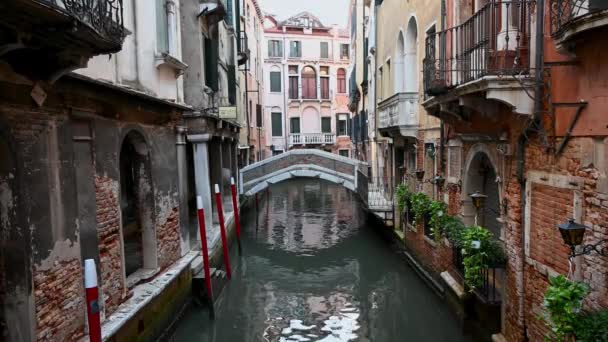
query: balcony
289 133 336 147
378 92 419 139
0 0 125 80
422 0 535 116
550 0 608 49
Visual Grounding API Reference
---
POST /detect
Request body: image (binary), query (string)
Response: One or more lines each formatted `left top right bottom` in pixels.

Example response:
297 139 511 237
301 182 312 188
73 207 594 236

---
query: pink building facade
262 12 353 158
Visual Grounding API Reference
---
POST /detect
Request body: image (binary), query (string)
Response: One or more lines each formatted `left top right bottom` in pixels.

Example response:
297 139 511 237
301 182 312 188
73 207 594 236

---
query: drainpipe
516 0 544 338
373 0 379 181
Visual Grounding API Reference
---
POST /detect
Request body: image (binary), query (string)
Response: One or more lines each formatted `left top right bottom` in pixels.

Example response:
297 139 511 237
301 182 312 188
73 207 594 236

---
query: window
288 66 299 99
256 104 263 128
340 44 349 59
290 41 302 58
337 114 349 136
270 71 281 92
337 68 346 93
339 149 350 158
321 117 332 133
271 112 282 136
268 40 283 57
301 66 317 99
320 66 329 99
290 117 301 134
320 42 329 59
156 0 178 55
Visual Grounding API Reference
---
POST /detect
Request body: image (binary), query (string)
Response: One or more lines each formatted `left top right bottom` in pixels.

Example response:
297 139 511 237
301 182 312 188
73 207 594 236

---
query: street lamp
557 218 608 258
433 174 446 190
469 191 487 226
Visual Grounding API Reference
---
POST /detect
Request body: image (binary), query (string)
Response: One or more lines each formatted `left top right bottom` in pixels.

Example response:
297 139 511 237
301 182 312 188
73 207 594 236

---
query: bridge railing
239 149 368 199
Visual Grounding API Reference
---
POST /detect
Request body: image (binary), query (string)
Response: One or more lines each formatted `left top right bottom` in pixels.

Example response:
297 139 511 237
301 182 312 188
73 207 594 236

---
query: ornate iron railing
550 0 608 36
41 0 124 42
423 0 534 96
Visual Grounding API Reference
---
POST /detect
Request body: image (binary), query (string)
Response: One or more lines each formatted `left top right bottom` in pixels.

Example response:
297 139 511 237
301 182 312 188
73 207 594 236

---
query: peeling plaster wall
0 64 184 341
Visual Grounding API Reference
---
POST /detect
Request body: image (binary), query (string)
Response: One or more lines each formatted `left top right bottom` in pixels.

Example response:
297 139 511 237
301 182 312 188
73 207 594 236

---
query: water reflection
171 179 468 342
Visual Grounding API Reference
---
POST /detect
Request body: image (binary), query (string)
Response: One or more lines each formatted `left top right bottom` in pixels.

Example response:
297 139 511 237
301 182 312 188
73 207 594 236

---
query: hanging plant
543 275 589 341
410 192 431 225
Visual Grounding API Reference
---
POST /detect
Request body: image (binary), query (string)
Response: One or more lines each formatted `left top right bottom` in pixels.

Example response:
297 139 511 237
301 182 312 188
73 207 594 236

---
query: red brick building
410 0 608 341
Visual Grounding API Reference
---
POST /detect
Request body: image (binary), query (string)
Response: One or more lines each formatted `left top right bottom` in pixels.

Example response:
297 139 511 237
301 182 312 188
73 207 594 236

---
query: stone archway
462 146 501 238
119 130 156 277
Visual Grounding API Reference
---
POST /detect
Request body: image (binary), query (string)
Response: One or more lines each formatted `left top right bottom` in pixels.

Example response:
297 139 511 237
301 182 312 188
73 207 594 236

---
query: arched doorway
395 32 405 93
405 17 418 92
119 131 156 277
463 151 501 238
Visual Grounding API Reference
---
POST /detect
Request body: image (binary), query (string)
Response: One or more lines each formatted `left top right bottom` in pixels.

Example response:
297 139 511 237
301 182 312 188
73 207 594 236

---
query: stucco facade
262 12 353 157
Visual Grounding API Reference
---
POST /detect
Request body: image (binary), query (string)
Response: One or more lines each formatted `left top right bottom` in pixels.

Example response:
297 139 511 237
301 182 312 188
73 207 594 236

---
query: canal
171 179 469 341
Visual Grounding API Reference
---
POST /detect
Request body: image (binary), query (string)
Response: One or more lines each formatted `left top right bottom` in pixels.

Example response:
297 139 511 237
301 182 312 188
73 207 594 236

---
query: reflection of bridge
239 149 369 205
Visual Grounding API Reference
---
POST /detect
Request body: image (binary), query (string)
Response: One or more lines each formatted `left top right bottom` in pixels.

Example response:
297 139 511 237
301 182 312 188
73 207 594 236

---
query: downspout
439 0 446 174
516 0 544 338
283 34 289 150
373 0 379 180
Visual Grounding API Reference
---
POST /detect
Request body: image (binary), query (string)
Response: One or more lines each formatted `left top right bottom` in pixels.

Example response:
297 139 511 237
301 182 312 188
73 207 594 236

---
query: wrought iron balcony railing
550 0 608 37
423 0 534 96
40 0 125 44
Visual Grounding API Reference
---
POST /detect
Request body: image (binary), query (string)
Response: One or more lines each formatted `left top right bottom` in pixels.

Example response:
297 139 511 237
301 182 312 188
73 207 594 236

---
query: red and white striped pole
215 184 232 279
196 196 214 310
84 259 101 342
230 177 242 253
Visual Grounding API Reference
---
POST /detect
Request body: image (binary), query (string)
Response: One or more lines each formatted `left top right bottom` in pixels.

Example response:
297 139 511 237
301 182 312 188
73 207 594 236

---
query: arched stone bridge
239 149 369 204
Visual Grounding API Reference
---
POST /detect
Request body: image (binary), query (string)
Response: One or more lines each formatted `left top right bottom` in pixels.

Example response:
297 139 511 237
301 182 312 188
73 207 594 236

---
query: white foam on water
289 319 315 331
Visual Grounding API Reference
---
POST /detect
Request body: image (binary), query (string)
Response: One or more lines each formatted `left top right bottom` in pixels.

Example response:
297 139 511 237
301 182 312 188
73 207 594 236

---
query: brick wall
156 207 181 270
95 175 126 316
34 260 85 341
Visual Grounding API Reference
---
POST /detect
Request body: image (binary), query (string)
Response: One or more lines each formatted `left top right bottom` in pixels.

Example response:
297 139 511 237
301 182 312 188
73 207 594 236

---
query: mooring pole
215 184 232 279
84 259 101 342
255 192 259 233
230 177 242 253
196 196 214 318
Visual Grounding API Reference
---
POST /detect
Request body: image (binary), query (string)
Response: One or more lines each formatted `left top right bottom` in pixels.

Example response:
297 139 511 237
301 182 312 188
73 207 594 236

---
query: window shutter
156 0 168 53
256 104 262 128
278 40 283 57
272 113 282 136
268 40 272 57
228 65 236 105
204 37 219 91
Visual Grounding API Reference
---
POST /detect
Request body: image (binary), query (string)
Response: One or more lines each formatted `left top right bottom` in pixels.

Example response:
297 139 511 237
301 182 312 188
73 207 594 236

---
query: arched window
301 66 317 99
337 68 346 93
120 131 155 277
395 32 405 93
405 17 418 92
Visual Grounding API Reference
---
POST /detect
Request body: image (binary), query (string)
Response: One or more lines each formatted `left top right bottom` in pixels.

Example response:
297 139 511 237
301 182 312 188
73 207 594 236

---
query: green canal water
170 179 470 341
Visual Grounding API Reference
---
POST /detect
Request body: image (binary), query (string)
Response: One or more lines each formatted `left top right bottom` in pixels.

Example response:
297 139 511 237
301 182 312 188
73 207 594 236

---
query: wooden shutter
204 37 219 91
228 65 236 105
256 104 262 128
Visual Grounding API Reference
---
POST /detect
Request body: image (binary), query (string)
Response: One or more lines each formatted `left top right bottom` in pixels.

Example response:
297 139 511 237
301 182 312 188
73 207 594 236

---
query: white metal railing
289 133 336 146
378 92 419 130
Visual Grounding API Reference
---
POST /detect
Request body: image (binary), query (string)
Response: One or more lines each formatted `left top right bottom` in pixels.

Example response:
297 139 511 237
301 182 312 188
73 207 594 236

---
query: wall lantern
415 169 426 181
557 218 608 258
469 191 487 210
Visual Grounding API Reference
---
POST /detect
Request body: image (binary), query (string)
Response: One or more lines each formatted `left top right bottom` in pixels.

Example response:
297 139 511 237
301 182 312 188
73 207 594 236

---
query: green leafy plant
395 184 411 215
428 200 448 240
574 309 608 342
443 216 466 245
410 192 431 225
543 275 590 341
460 226 493 290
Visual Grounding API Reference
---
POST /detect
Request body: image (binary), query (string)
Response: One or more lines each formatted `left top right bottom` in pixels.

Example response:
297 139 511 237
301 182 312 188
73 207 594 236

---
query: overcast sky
258 0 350 28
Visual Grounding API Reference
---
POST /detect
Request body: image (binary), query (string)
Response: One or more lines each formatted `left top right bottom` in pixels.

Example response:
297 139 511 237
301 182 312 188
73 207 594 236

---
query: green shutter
156 0 168 53
204 37 219 91
228 65 236 105
278 40 283 57
270 72 281 92
322 117 331 133
272 113 282 136
321 42 328 58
